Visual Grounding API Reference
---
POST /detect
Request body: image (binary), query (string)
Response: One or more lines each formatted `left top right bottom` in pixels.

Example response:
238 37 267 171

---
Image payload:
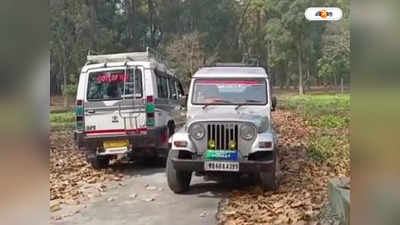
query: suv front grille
206 123 239 150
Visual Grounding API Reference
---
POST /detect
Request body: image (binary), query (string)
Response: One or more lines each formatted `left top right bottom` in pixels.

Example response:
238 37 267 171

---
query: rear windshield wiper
235 100 263 110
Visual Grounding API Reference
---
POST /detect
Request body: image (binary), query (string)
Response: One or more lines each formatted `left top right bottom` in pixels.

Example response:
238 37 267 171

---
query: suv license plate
204 161 239 172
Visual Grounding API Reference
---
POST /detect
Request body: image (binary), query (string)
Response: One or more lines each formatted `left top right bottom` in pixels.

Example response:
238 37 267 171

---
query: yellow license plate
103 139 129 149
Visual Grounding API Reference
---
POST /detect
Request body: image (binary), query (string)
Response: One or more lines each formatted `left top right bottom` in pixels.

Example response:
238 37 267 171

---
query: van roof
193 67 268 78
80 61 174 75
81 48 175 75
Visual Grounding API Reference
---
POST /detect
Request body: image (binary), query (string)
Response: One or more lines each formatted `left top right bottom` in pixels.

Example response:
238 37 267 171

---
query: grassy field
279 94 350 175
50 111 75 131
280 94 350 128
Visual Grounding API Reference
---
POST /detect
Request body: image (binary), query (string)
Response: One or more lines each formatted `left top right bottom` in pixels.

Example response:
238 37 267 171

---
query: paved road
53 163 232 225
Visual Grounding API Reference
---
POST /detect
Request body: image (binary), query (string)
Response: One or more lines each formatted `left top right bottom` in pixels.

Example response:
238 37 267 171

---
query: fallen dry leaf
50 131 129 218
217 110 350 225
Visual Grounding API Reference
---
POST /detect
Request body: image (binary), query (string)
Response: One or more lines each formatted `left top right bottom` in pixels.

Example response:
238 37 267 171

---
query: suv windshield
87 68 143 101
192 78 267 105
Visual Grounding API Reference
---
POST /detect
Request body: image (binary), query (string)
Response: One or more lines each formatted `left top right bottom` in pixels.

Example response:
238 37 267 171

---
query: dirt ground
50 109 345 224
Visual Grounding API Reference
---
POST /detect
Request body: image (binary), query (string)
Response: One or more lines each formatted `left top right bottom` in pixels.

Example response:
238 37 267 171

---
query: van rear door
84 67 146 135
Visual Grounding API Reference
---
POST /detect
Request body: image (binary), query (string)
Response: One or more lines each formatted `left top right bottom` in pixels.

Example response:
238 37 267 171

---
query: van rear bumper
74 126 169 151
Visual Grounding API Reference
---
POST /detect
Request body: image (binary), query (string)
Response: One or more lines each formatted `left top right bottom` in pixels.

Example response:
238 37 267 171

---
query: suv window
156 71 169 98
87 69 142 101
169 78 177 100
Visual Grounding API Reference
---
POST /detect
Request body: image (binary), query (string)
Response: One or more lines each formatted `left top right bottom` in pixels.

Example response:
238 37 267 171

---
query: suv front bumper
171 158 274 172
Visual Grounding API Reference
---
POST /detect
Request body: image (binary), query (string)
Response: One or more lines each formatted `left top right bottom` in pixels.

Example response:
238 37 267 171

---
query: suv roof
193 67 268 78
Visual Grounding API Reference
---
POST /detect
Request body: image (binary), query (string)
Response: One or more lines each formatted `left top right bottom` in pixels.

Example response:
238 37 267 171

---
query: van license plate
204 161 239 172
103 139 129 149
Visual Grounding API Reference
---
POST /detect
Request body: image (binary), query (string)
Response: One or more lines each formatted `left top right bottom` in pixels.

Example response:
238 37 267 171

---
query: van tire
89 156 110 170
258 152 280 191
166 150 191 193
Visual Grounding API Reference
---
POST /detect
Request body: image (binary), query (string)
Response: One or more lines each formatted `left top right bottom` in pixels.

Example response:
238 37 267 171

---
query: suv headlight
240 124 255 140
189 124 205 140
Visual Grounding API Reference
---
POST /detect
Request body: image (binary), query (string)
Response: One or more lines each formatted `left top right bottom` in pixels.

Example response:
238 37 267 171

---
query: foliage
50 111 75 130
50 0 350 97
279 94 350 172
63 74 78 97
51 112 75 124
281 94 350 128
317 19 350 86
165 31 218 85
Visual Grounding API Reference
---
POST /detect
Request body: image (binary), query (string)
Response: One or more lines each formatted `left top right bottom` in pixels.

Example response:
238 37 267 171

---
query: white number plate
204 161 239 172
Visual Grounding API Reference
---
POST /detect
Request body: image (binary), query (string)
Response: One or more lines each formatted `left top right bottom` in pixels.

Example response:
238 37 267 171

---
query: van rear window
87 69 143 101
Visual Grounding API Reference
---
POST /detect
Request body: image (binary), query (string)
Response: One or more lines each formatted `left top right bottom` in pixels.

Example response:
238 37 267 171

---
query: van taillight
146 96 155 127
76 100 84 131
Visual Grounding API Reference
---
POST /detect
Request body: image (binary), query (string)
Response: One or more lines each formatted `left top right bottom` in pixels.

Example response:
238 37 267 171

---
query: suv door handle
87 109 95 114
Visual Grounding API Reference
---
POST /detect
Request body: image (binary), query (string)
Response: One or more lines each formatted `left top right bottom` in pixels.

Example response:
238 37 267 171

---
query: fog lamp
208 140 216 149
229 140 237 150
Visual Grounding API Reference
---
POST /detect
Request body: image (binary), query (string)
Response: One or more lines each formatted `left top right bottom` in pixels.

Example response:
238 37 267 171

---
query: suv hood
186 108 269 132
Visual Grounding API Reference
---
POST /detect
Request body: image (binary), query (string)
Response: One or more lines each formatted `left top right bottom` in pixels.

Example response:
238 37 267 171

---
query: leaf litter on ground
217 110 349 225
50 131 130 217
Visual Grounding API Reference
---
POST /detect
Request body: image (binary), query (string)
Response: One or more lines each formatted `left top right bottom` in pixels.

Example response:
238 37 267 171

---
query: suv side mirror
271 96 277 111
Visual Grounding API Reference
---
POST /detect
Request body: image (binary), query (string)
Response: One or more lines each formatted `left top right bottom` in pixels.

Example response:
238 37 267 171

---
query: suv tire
166 150 192 193
258 152 280 191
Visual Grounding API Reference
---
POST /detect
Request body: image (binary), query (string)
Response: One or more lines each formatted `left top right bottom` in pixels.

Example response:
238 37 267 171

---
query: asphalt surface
53 163 232 225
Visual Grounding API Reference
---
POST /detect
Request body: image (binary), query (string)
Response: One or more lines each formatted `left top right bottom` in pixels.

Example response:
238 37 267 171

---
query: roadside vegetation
280 94 350 176
50 111 75 131
218 93 350 225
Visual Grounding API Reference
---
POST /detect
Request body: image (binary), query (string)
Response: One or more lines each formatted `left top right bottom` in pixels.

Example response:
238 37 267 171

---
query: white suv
167 65 279 193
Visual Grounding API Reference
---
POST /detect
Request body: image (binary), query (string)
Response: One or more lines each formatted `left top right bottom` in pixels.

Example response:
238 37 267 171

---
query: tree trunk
297 39 304 95
127 0 136 50
88 0 97 50
62 64 68 107
148 0 154 47
333 74 338 92
341 77 344 94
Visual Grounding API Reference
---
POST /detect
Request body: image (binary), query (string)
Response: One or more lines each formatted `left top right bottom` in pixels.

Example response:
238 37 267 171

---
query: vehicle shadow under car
108 160 257 198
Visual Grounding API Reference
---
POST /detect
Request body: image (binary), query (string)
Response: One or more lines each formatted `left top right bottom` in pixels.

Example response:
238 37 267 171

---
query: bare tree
166 32 218 85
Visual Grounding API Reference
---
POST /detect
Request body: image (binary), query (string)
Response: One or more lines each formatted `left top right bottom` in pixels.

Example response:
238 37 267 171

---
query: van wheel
166 150 192 193
258 152 280 191
89 156 110 170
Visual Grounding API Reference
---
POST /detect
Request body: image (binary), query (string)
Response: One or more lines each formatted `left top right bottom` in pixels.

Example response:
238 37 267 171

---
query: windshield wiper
202 99 233 110
202 104 211 110
235 100 263 110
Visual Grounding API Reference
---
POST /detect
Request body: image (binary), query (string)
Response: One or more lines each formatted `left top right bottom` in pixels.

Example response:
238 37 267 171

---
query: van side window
156 70 169 98
168 78 177 100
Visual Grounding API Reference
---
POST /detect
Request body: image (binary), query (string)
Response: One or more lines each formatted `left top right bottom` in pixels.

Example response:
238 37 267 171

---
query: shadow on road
107 159 258 199
183 176 257 198
107 159 166 176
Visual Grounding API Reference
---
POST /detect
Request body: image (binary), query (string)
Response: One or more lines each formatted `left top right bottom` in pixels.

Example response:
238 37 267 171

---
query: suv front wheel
258 152 280 191
166 150 192 193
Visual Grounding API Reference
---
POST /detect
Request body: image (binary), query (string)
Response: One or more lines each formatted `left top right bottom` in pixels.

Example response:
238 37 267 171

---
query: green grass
307 135 337 161
280 94 350 129
279 94 350 169
50 111 75 130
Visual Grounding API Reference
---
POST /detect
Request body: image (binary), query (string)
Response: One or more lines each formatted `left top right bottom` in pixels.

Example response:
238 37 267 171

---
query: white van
74 48 186 169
